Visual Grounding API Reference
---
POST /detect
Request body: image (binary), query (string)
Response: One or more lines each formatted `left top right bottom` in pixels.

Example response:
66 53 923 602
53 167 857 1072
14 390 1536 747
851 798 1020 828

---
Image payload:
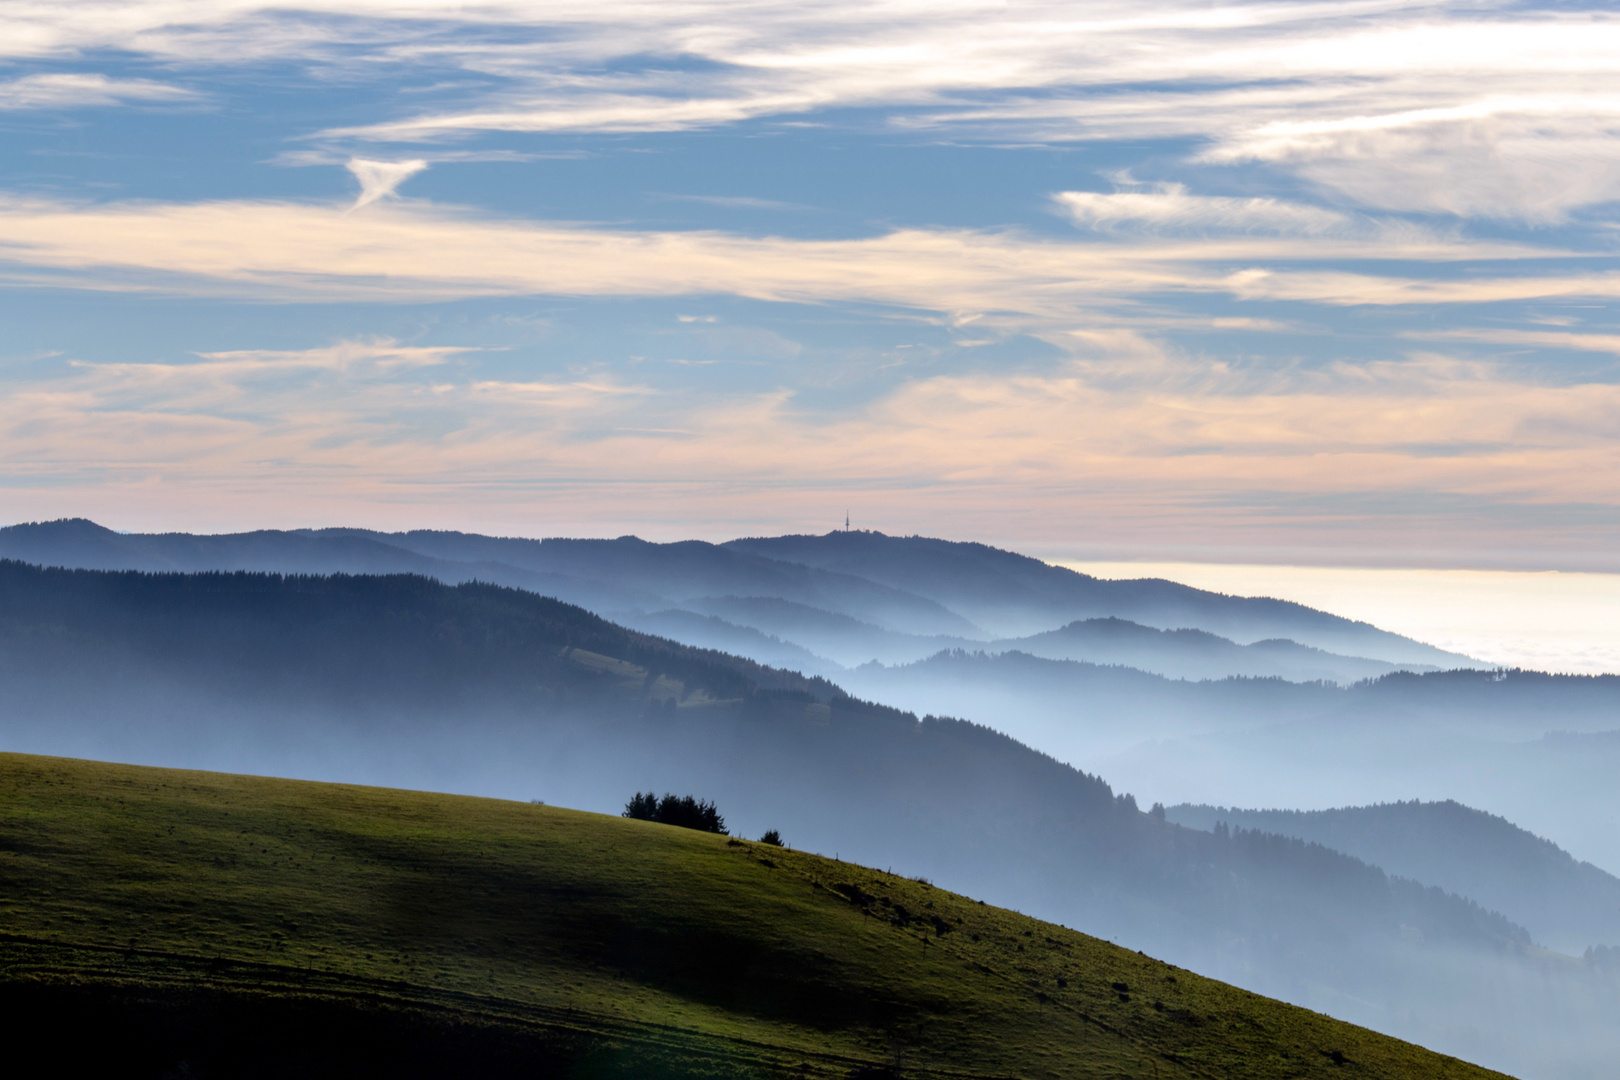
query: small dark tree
759 829 784 847
624 792 726 834
656 793 726 834
623 791 659 821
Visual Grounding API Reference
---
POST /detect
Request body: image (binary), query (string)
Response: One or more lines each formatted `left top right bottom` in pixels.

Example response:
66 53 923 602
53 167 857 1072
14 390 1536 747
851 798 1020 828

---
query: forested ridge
0 560 840 708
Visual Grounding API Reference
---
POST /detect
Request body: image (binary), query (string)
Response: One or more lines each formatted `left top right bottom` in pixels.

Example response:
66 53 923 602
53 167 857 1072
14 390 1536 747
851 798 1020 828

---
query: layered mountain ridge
1 559 1617 1078
0 518 1476 683
6 520 1619 1077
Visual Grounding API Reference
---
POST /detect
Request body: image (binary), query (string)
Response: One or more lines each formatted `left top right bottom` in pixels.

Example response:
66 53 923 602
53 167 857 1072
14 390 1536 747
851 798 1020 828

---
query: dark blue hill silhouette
1167 799 1620 954
665 601 1415 684
0 559 835 710
0 516 447 574
1003 617 1410 683
347 529 982 635
680 594 965 666
843 648 1620 746
0 519 976 637
0 519 1473 669
617 608 841 678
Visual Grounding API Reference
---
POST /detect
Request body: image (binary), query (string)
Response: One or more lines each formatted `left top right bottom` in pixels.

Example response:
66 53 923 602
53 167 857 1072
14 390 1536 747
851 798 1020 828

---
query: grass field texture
0 752 1508 1079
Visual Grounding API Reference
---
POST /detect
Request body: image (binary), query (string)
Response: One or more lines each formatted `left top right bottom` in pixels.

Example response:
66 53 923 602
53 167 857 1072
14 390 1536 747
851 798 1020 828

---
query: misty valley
1 519 1617 1079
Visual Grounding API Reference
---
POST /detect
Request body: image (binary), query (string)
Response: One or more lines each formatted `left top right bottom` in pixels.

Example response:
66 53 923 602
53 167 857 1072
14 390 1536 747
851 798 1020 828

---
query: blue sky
1 1 1618 568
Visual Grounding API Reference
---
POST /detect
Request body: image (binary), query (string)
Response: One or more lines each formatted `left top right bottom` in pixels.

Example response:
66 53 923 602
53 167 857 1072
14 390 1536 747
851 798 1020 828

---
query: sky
2 1 1619 571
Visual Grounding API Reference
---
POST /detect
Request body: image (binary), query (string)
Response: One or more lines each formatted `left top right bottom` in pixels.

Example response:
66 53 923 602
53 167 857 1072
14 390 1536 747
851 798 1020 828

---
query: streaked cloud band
0 195 1602 314
5 3 1620 218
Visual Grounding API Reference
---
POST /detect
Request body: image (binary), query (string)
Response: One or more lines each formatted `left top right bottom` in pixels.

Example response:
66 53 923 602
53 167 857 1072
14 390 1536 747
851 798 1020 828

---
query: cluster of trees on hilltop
624 792 727 834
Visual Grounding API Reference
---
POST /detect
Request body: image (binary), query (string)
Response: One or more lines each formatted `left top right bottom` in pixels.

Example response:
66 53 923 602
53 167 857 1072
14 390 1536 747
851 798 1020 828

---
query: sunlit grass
0 752 1508 1078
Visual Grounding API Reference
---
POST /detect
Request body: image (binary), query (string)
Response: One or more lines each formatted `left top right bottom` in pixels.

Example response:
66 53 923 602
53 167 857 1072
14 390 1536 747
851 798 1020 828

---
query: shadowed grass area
0 752 1508 1079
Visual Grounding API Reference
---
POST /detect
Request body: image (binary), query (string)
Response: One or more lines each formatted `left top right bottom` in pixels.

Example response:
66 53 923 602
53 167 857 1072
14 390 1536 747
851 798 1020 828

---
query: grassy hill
0 753 1505 1079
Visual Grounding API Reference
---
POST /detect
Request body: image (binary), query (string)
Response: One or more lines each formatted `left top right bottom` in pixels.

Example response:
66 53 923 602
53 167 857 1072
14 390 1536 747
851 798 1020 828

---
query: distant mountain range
841 649 1620 754
0 558 1616 1078
1004 617 1418 682
725 531 1472 663
0 519 1476 674
624 602 1421 684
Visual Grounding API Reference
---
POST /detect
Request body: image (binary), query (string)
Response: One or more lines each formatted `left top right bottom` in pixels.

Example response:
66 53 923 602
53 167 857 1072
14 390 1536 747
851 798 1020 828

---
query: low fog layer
621 603 1416 685
842 650 1620 876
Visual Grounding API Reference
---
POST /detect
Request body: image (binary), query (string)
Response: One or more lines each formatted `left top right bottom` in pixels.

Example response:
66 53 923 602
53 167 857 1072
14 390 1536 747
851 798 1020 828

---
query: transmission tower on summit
844 511 850 532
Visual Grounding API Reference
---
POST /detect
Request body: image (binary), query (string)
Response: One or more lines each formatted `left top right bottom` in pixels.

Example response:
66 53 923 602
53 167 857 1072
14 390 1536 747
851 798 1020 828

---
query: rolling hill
1166 801 1620 955
0 752 1510 1079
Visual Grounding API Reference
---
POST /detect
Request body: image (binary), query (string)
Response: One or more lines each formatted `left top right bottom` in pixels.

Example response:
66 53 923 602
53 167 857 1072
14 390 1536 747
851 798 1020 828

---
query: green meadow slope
0 753 1507 1080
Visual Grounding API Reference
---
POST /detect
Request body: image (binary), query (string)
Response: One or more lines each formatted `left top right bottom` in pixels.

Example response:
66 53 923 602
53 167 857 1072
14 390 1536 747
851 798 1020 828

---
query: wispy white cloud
2 3 1618 220
0 194 1586 314
192 339 471 371
1220 268 1620 307
38 340 476 417
0 71 193 109
1054 185 1349 235
345 158 428 208
1202 95 1620 222
1210 317 1294 332
1404 328 1620 357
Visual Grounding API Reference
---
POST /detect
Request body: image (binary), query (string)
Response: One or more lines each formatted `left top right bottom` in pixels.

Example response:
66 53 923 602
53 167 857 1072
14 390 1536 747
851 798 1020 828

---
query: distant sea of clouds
1059 561 1620 677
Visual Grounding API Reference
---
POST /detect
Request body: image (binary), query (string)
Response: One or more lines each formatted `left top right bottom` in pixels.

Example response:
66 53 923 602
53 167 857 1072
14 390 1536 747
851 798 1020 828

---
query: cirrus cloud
0 71 194 109
0 193 1588 315
2 3 1619 220
1054 185 1351 235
